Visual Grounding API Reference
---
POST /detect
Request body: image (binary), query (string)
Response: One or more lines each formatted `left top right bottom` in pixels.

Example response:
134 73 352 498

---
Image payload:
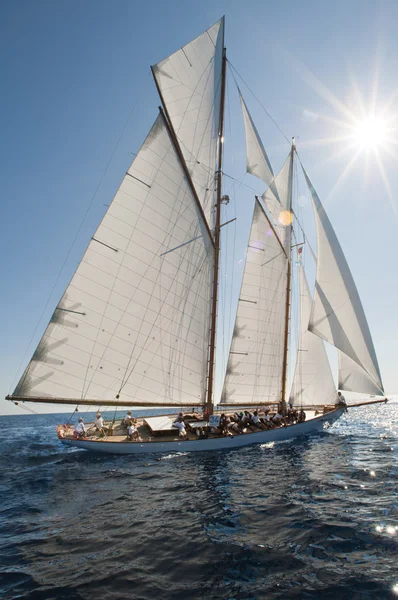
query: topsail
152 18 224 227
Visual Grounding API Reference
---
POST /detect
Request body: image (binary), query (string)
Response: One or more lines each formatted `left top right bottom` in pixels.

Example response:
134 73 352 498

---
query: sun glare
352 116 389 149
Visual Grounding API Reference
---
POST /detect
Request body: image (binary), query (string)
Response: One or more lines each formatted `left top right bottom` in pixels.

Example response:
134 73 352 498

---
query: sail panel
339 352 384 396
221 198 288 405
303 168 384 394
239 91 274 185
14 114 214 406
152 18 224 226
261 152 293 249
290 266 336 407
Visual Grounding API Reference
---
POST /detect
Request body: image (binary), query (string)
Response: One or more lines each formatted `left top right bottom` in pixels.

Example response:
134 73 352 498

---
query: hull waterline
60 408 345 455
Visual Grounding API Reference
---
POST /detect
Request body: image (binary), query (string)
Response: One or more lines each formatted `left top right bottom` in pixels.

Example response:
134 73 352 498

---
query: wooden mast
280 140 295 412
206 45 227 417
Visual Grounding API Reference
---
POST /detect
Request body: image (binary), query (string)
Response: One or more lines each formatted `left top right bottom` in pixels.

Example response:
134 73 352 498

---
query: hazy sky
2 0 398 415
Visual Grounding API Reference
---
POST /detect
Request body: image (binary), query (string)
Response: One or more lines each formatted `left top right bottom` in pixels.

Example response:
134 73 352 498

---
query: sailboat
6 18 388 454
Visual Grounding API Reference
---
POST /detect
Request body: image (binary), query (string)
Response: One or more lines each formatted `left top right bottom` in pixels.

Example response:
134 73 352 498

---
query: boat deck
59 409 328 444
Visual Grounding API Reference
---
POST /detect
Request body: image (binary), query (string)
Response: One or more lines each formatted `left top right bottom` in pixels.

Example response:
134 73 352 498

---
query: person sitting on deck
218 414 230 436
286 407 294 424
227 420 242 434
336 392 347 407
196 426 208 439
298 409 306 422
74 417 86 439
250 411 265 430
128 422 142 441
122 411 133 428
242 410 253 425
260 410 275 429
233 412 244 423
95 413 106 436
173 413 187 439
272 411 286 427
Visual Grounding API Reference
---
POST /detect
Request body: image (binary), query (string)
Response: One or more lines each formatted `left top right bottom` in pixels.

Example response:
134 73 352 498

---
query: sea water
0 402 397 599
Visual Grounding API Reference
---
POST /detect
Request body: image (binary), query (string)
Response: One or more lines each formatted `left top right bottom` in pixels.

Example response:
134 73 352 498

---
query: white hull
60 408 345 455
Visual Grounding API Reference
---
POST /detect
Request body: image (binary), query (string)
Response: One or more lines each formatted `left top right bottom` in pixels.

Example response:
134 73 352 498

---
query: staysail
13 113 214 406
220 198 288 405
290 266 336 406
239 90 274 186
152 18 224 227
262 153 294 250
338 351 384 396
302 167 384 395
238 93 293 250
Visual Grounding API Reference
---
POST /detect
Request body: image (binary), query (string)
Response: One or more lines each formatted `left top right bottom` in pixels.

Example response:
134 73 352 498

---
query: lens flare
278 210 293 226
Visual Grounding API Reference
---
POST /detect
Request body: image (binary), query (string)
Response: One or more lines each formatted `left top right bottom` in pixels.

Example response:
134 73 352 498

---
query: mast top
291 137 296 151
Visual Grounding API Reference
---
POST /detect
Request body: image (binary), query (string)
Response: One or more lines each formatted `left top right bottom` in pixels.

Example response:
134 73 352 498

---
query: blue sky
1 0 398 415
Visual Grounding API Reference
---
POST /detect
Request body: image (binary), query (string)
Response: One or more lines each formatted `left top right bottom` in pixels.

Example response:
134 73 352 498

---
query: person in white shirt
272 412 286 427
95 413 106 436
173 413 187 439
337 392 346 406
128 423 141 441
122 411 133 428
74 418 86 438
251 411 266 430
261 410 275 429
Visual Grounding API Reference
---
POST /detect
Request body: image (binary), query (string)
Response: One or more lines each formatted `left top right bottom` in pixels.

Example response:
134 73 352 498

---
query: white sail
290 266 336 407
338 352 384 396
14 114 214 406
302 167 384 394
152 18 224 226
262 152 293 249
239 90 274 185
221 198 288 405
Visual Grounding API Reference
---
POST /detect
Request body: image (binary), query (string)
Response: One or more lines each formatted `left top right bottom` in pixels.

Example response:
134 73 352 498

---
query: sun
351 115 389 150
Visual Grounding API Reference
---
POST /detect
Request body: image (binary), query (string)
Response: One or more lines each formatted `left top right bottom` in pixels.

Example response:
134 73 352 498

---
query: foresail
302 168 384 393
339 352 384 396
290 266 336 407
262 152 293 250
14 113 214 406
221 198 287 405
152 18 224 227
239 90 274 185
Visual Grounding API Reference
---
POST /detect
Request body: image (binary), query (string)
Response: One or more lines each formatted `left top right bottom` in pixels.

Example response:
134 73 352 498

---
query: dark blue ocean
0 402 397 599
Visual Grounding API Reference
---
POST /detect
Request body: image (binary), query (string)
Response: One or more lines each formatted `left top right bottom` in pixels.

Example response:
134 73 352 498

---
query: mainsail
13 113 214 406
302 167 384 395
152 18 224 227
221 198 288 405
290 266 336 407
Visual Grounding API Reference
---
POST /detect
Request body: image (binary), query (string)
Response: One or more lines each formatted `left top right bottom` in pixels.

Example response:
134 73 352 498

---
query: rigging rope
227 60 291 146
